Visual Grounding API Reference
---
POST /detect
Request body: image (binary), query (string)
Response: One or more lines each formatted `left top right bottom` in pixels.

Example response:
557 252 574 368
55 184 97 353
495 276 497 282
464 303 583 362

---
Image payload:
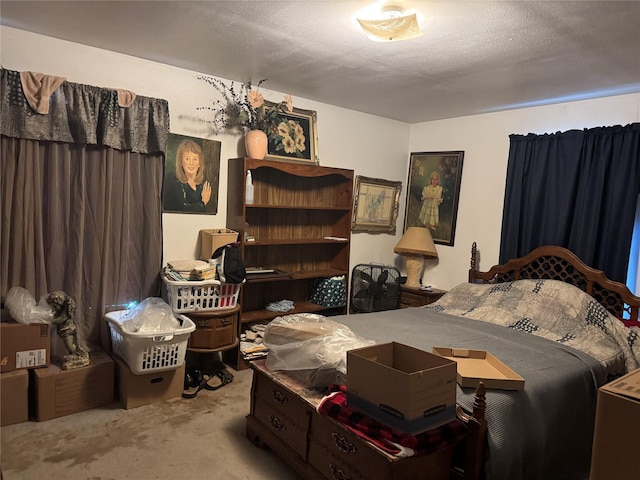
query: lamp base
404 254 424 289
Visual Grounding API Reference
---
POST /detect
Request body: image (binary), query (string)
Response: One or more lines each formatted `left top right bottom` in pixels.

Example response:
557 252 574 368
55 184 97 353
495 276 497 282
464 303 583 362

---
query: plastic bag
4 287 54 324
121 297 180 333
264 313 374 387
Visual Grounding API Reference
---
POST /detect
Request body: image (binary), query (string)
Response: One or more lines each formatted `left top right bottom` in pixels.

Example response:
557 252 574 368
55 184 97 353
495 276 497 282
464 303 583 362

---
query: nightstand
399 285 447 308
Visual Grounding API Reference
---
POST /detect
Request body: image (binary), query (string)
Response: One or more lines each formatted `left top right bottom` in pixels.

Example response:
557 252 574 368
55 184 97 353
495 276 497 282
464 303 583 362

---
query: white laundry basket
105 310 195 374
162 278 241 313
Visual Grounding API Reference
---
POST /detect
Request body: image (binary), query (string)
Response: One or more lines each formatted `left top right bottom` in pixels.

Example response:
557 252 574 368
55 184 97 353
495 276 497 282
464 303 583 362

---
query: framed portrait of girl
403 151 464 246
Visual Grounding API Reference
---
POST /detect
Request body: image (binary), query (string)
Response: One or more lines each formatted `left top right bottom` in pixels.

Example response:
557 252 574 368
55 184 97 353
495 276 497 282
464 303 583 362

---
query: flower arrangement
197 76 307 158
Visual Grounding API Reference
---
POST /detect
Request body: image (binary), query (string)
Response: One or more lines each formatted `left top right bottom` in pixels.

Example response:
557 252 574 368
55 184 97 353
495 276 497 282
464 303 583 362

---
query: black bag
212 242 246 284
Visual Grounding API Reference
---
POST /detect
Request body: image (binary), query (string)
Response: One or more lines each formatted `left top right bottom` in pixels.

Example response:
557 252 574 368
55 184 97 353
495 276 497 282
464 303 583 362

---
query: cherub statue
46 291 90 370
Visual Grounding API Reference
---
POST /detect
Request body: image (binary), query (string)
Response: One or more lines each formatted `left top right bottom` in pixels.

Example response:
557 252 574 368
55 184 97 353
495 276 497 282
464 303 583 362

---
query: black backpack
212 242 246 284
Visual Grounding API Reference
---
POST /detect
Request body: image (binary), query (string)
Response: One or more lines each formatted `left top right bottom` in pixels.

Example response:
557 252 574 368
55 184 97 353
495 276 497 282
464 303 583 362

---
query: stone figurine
46 291 90 370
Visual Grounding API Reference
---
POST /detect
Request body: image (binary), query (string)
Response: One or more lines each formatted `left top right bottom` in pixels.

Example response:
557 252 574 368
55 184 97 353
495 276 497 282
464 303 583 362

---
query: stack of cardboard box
346 342 458 435
1 308 116 423
0 316 50 426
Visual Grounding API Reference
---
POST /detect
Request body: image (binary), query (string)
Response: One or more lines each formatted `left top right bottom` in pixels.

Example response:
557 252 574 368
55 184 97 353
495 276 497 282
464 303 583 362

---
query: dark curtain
1 137 164 352
0 68 169 355
500 123 640 283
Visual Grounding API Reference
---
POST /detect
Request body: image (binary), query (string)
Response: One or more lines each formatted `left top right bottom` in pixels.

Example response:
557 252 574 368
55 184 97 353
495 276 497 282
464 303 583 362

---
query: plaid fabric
317 384 466 457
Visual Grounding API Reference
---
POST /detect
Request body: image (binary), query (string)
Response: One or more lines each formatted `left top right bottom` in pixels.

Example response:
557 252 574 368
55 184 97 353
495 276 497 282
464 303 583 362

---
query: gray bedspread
334 306 607 480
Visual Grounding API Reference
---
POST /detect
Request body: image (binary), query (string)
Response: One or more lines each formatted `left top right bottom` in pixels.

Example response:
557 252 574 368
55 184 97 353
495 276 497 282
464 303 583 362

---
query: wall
2 26 639 291
410 94 640 288
0 26 410 275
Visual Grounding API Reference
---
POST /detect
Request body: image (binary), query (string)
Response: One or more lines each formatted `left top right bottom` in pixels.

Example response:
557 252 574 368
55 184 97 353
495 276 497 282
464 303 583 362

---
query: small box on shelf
199 228 238 260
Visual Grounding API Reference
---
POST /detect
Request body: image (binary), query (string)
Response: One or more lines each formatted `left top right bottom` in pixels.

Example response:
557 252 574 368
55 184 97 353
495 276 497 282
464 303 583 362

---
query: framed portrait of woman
163 133 221 214
403 151 464 246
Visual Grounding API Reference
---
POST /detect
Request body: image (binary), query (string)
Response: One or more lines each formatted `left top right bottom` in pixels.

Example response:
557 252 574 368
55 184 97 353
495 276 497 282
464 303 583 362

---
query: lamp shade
394 227 438 258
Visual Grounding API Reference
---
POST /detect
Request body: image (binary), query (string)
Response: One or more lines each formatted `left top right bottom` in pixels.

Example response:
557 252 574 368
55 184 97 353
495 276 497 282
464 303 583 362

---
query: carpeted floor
0 363 298 480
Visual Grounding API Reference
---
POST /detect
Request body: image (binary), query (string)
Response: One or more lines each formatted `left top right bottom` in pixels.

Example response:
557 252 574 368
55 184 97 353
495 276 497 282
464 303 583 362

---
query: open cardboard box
432 347 524 391
347 342 457 422
199 228 238 260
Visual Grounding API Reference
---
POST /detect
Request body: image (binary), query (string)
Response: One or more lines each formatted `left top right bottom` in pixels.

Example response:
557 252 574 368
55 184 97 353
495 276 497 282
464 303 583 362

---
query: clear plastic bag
264 313 374 387
120 297 180 333
4 287 54 324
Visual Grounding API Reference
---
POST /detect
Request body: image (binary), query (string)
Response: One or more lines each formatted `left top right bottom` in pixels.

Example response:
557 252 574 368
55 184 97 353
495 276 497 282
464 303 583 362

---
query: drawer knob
268 415 285 431
329 463 351 480
272 389 288 404
331 433 356 454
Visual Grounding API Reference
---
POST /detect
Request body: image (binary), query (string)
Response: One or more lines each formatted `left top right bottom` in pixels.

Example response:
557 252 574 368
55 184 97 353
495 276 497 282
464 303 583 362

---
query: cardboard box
589 368 640 480
264 319 342 345
33 350 114 421
1 369 29 426
113 354 185 409
347 342 456 421
432 347 524 391
1 321 50 372
199 228 238 260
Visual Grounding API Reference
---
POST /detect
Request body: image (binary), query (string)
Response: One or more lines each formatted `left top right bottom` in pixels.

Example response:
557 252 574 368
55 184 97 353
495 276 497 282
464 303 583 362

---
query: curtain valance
0 68 169 154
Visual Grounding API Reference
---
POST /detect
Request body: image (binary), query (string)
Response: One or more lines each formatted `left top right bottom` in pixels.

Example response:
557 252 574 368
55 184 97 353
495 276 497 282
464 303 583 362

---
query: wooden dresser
399 286 448 308
246 359 472 480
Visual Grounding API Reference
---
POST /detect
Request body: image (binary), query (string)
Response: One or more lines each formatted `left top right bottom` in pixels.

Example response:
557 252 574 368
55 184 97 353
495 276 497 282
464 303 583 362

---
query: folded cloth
19 71 66 114
317 384 466 458
116 89 136 107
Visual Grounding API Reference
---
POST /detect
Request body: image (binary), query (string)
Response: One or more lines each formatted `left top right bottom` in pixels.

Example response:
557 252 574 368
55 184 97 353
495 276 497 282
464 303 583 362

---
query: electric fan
350 264 401 313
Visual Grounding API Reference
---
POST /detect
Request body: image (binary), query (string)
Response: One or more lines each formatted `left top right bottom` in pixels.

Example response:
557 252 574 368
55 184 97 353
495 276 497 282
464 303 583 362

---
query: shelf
240 301 341 324
245 268 346 282
225 158 353 370
244 238 349 246
245 204 352 212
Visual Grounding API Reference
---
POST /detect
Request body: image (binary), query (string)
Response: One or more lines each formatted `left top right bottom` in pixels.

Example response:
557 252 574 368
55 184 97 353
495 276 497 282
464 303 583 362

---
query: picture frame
264 102 319 164
163 133 221 214
403 151 464 246
352 175 402 234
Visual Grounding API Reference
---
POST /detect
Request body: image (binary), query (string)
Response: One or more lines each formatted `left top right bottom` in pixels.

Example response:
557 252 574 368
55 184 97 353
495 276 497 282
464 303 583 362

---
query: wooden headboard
468 242 640 326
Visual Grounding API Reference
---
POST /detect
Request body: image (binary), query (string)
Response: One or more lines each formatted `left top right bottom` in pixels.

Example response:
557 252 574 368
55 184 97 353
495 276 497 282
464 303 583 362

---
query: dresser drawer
309 413 453 480
254 396 310 460
187 307 239 350
309 413 386 479
252 371 313 428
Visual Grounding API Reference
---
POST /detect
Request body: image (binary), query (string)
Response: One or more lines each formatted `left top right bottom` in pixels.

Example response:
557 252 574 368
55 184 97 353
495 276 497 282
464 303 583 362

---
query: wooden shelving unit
223 158 353 370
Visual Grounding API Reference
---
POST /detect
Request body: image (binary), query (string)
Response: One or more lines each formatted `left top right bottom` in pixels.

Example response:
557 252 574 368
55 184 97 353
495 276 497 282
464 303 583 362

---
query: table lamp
393 227 438 288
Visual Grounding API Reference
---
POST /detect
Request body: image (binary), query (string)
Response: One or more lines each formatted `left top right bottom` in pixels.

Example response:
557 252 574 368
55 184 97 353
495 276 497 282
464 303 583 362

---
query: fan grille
350 264 401 313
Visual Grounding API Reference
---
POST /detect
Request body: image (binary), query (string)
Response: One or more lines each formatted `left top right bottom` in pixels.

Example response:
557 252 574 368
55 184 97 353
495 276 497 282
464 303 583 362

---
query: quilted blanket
426 279 640 378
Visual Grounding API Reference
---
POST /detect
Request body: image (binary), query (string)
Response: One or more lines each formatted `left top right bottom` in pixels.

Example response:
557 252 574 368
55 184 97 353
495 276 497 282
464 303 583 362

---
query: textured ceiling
1 1 639 123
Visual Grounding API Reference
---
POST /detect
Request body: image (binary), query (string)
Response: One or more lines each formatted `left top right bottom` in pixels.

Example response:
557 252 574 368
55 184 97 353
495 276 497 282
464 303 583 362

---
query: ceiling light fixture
356 2 423 42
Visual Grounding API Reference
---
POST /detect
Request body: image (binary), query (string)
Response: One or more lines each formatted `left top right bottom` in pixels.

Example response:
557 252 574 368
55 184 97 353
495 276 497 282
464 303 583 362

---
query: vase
245 129 268 160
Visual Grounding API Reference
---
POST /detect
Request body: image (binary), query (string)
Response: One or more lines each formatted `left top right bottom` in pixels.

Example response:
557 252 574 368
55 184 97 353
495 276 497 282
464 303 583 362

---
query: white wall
410 95 640 289
0 26 410 272
2 26 638 290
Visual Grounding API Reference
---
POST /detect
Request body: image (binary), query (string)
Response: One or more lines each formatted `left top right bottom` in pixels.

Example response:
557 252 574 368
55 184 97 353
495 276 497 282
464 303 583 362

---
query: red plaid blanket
317 384 466 457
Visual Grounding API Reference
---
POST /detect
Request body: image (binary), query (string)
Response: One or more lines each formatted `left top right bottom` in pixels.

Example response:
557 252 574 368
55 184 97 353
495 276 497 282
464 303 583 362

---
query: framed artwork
265 102 319 164
163 133 221 214
352 176 402 234
403 151 464 246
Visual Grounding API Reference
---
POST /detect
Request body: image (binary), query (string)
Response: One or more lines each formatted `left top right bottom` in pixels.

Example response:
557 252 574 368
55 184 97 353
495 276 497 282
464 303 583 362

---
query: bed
329 243 640 479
